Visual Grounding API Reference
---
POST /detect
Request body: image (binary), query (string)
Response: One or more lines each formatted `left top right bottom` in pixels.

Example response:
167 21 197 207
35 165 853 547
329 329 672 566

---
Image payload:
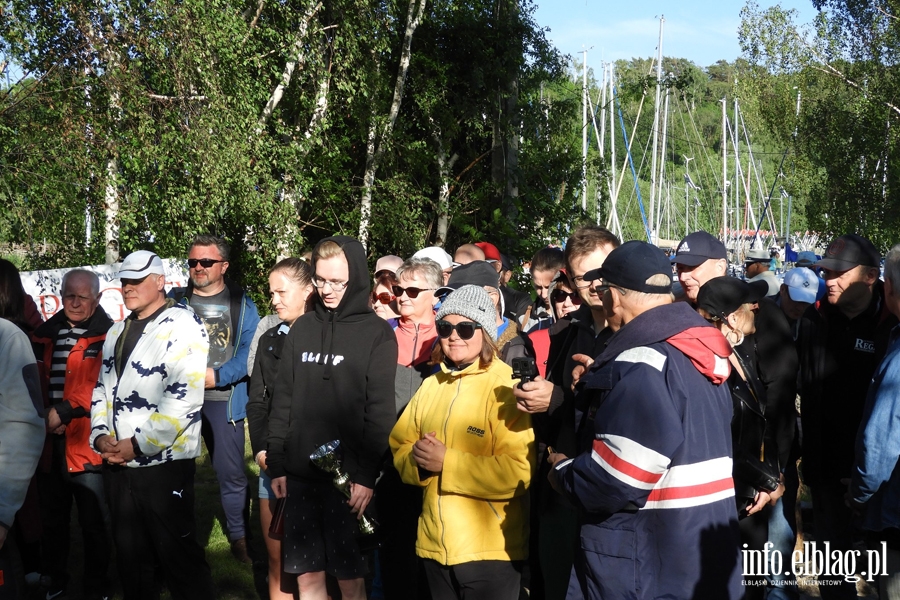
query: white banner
22 259 190 323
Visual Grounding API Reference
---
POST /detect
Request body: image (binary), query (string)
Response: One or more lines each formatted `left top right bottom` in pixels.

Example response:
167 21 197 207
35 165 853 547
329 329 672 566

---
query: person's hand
271 476 287 499
116 437 137 462
257 451 268 471
348 483 374 518
840 477 865 514
96 435 124 464
204 368 216 389
413 432 446 472
47 406 62 431
513 377 554 413
547 450 569 468
52 424 67 436
746 490 772 516
768 474 786 506
0 523 7 551
570 354 594 391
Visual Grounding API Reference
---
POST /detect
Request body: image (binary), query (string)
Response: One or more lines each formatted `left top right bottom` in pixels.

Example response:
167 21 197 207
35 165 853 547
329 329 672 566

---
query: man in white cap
90 250 214 600
412 246 453 284
779 267 820 326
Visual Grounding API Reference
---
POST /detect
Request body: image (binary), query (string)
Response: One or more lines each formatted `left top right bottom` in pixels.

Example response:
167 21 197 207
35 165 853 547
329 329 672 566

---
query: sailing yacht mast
648 16 664 244
582 49 588 211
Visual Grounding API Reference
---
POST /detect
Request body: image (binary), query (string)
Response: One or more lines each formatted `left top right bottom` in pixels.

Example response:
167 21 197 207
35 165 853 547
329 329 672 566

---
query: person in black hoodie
266 236 398 600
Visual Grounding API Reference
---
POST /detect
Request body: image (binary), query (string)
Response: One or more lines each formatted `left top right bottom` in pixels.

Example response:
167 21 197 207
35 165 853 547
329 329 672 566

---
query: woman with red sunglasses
390 285 534 600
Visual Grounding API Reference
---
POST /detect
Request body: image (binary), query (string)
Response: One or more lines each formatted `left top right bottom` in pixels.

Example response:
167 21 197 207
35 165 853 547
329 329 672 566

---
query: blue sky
532 0 818 68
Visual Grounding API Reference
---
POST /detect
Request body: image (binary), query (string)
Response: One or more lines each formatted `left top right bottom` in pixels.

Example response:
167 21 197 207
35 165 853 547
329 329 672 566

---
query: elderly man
797 234 898 599
91 250 214 600
549 241 741 600
32 269 114 600
170 235 260 563
0 318 44 598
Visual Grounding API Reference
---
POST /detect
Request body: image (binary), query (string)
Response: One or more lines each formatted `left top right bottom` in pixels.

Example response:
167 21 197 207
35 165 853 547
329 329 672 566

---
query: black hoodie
265 236 399 487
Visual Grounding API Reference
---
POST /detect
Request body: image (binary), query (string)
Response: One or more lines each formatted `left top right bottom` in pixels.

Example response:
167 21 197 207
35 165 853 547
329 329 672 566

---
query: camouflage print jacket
90 302 209 467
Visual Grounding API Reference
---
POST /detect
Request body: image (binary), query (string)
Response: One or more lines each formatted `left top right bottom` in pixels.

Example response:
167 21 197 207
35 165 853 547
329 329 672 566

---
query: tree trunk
432 126 459 247
358 0 428 249
255 1 322 134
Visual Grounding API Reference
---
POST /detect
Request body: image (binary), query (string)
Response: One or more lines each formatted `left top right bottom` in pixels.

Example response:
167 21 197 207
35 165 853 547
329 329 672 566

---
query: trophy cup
310 440 378 535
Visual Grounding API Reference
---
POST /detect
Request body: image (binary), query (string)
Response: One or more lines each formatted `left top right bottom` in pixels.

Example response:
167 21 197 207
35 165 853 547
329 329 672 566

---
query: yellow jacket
390 358 534 566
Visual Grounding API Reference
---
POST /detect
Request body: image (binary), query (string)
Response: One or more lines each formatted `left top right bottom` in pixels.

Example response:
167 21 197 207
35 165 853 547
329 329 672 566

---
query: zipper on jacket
438 376 463 564
412 323 419 365
227 294 248 424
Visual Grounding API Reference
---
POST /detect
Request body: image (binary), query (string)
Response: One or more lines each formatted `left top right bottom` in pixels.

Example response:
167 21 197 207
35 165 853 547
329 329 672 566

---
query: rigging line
615 84 651 242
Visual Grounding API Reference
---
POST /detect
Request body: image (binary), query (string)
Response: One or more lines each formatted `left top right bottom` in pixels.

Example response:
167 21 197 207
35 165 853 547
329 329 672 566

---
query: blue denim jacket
851 325 900 532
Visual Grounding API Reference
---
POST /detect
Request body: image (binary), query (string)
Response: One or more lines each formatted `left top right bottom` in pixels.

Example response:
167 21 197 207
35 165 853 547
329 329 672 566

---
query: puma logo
172 489 184 498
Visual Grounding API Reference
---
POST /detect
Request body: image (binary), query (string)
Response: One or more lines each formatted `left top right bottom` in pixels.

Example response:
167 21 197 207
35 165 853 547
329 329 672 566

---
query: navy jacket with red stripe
551 301 742 600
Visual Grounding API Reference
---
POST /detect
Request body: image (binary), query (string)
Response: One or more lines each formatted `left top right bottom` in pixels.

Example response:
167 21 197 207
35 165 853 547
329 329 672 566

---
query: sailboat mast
656 81 671 238
582 49 588 211
721 97 727 241
648 16 664 244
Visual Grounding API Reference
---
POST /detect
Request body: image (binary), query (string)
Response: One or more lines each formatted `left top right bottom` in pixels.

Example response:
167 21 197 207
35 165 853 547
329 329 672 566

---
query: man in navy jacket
550 241 741 600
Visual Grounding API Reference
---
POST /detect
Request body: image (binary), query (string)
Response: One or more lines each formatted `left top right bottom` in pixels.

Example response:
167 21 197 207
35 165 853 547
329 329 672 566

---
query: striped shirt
49 325 87 401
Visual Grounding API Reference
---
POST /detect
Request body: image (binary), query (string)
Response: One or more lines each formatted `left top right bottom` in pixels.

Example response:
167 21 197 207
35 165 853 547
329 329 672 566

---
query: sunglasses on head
187 258 225 269
372 291 395 304
550 289 581 304
392 285 434 299
436 320 482 340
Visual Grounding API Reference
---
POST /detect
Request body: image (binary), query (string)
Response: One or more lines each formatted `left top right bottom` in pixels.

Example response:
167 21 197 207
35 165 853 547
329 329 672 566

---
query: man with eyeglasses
267 236 397 600
511 224 620 600
90 250 215 600
169 234 260 564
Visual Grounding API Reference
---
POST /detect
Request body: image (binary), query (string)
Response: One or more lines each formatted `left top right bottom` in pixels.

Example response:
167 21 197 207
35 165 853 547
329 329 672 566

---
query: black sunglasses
372 291 395 304
392 285 434 299
187 258 225 269
436 320 482 340
550 289 581 304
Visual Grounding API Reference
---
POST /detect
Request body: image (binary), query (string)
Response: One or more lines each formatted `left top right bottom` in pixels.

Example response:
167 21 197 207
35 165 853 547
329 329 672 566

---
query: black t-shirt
116 300 171 378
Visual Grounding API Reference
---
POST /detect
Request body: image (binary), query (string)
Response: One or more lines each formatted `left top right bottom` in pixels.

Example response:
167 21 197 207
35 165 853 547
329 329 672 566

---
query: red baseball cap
474 241 501 263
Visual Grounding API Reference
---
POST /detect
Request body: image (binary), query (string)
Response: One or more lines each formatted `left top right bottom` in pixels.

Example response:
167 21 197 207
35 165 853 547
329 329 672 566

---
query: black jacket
265 236 398 487
797 281 897 486
533 303 613 456
745 297 798 469
247 322 288 457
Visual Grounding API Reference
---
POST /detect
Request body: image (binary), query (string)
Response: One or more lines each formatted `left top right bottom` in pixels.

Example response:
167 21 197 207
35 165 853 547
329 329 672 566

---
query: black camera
511 357 538 388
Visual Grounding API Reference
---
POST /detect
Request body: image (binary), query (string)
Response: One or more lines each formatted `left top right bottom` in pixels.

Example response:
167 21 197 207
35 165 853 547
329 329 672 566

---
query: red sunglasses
372 291 395 304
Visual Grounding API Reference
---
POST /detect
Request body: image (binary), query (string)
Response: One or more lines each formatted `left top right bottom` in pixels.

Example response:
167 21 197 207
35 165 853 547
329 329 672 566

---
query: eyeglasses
312 278 349 291
570 272 601 289
187 258 225 269
550 289 581 304
392 285 435 299
372 291 395 304
436 320 483 340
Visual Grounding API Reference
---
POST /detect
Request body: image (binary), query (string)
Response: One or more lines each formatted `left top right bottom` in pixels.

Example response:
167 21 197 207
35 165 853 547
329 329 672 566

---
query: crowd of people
1 226 900 600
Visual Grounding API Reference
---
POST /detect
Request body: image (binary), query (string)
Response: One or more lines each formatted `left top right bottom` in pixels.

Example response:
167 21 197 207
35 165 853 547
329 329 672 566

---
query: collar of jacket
34 305 114 340
439 358 490 378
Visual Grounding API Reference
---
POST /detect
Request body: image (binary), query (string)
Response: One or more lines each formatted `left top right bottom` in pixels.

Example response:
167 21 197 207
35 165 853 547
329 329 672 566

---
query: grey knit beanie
436 285 498 341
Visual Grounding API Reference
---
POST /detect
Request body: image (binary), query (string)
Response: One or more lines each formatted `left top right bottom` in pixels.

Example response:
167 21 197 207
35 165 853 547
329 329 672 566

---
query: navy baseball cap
816 234 880 271
672 231 727 267
583 241 672 294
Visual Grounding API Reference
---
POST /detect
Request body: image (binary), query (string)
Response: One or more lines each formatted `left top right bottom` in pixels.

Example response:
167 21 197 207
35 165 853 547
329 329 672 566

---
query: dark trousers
104 460 214 600
423 559 522 600
38 464 110 593
375 465 431 599
810 482 859 600
201 401 249 541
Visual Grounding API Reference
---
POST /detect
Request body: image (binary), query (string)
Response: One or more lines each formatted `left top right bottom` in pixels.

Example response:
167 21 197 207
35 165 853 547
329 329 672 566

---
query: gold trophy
309 440 377 535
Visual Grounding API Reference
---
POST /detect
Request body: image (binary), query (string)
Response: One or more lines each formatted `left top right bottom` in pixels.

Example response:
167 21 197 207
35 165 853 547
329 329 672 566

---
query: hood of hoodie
596 301 731 384
312 236 373 323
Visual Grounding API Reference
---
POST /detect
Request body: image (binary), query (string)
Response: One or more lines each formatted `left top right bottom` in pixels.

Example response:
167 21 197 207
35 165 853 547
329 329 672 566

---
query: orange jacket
32 308 113 473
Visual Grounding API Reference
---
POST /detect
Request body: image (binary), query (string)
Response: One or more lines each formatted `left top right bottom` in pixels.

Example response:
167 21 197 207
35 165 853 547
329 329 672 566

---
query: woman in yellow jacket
390 284 535 600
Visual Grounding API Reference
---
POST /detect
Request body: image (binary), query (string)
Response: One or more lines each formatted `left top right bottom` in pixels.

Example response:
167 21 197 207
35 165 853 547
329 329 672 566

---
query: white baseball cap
412 246 452 270
118 250 165 280
783 267 819 304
